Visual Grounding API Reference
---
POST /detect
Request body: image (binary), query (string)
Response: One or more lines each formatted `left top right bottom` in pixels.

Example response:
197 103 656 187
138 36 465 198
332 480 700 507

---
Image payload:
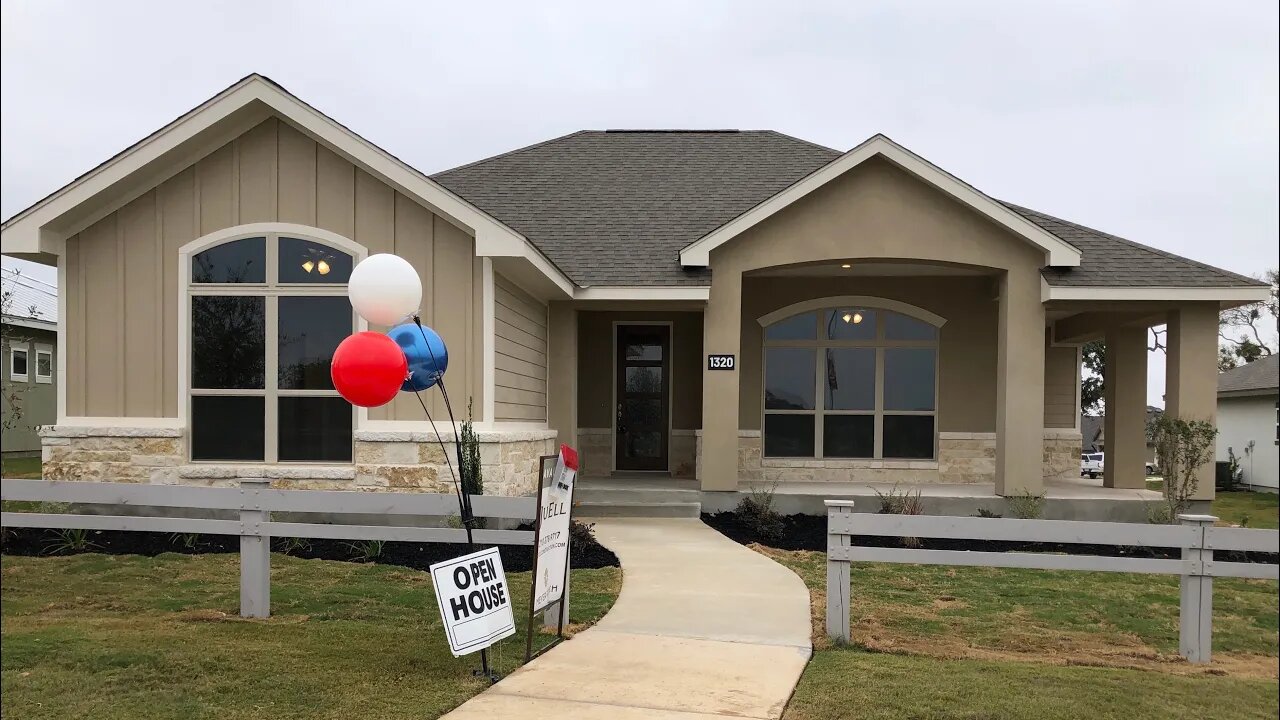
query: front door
615 324 670 471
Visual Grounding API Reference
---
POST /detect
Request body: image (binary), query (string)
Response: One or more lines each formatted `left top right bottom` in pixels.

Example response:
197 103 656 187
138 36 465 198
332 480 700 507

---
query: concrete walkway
442 518 812 719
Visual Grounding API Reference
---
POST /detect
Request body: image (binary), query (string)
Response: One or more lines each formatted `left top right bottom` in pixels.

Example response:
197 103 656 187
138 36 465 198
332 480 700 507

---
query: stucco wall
1216 394 1279 490
62 116 484 422
493 275 547 422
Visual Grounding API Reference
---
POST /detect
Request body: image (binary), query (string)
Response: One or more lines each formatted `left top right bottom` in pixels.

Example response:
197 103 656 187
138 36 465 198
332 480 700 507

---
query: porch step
575 500 702 519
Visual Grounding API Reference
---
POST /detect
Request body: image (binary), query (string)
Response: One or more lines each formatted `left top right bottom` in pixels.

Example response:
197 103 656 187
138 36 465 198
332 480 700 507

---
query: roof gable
0 74 573 295
679 134 1082 268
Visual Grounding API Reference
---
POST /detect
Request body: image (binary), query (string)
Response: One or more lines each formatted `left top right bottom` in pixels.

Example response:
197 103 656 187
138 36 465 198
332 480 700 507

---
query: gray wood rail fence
0 478 558 622
824 499 1279 664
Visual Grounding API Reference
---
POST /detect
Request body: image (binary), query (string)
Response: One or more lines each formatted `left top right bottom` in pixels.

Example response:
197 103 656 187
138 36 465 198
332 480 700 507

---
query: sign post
430 546 517 658
525 444 578 661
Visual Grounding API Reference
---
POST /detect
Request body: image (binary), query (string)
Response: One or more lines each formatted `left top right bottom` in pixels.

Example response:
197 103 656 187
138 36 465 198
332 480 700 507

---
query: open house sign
430 546 517 656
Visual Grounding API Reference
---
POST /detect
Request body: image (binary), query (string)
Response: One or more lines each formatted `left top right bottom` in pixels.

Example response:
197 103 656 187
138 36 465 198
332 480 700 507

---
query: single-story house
1 74 1269 508
1080 407 1160 467
1216 356 1279 492
1 265 58 457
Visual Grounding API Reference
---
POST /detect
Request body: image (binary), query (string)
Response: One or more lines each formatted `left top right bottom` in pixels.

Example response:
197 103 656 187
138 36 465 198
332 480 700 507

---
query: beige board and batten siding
63 117 484 421
1042 335 1079 429
494 275 548 422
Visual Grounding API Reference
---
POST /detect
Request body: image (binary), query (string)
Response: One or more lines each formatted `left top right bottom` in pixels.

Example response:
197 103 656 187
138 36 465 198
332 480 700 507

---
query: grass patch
1213 491 1279 529
786 648 1279 720
1 552 620 719
1 456 42 478
759 546 1278 669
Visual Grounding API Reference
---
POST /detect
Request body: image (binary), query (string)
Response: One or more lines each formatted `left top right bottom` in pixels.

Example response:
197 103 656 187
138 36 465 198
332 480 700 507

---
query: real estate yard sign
532 444 578 613
429 546 516 657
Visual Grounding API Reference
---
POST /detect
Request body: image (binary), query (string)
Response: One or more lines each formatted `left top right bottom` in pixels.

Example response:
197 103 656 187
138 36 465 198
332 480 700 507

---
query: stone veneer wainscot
39 425 556 496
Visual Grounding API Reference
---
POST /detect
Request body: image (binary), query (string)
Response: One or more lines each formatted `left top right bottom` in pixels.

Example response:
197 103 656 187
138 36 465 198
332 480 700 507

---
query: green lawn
1 552 620 720
1213 490 1280 529
756 546 1279 719
787 649 1278 720
0 456 42 479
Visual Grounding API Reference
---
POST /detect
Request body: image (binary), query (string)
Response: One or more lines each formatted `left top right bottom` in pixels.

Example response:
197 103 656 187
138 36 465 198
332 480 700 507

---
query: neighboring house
1 266 58 457
1216 356 1279 492
1081 407 1160 467
0 74 1269 504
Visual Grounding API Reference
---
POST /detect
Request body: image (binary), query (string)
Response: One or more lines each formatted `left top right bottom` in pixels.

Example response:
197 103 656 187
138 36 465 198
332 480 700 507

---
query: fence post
239 478 272 619
825 500 855 643
1178 514 1217 664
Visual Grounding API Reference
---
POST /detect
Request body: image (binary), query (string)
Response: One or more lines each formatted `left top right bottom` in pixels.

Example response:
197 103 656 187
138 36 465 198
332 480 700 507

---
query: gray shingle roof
1219 355 1279 395
433 131 1265 290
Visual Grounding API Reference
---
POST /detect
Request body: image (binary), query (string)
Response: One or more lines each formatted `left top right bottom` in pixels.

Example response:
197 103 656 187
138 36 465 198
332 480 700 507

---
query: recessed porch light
840 263 852 269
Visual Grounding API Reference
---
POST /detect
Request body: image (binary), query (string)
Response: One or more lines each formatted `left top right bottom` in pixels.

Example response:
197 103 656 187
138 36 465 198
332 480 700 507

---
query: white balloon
348 254 422 326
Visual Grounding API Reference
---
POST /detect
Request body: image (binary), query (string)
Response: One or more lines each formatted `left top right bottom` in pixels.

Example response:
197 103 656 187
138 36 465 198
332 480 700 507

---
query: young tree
1219 268 1278 371
1148 415 1218 521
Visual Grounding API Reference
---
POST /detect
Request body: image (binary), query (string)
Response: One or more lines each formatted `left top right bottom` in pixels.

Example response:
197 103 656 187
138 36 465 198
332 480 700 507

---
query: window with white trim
188 233 356 463
8 342 29 383
34 344 52 384
762 306 939 459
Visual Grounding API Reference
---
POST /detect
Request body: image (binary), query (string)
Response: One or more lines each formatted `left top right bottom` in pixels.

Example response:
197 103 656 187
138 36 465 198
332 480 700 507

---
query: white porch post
1103 324 1149 489
995 270 1046 496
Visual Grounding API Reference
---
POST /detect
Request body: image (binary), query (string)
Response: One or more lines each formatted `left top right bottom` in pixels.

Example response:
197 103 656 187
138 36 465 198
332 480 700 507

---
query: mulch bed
702 511 1279 564
0 520 618 572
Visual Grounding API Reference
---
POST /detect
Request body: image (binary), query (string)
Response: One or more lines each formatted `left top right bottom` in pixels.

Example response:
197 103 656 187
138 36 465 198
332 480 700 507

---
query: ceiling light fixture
852 311 864 324
317 259 331 275
301 260 315 273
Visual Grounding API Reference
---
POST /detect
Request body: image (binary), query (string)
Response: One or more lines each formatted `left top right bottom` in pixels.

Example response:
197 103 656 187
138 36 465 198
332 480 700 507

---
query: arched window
187 232 357 463
762 303 940 460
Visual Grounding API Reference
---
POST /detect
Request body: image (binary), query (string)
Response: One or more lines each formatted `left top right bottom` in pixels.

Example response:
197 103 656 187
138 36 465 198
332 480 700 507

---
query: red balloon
331 332 408 408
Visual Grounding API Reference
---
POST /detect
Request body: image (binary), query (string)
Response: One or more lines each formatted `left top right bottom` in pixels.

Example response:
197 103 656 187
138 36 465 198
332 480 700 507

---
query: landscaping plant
42 528 96 555
736 483 785 542
1006 491 1045 519
169 532 202 550
344 539 386 562
1148 415 1218 521
873 484 925 547
276 536 311 555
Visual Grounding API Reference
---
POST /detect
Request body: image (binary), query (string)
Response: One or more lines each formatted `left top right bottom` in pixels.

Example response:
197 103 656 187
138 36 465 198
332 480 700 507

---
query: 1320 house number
707 354 736 370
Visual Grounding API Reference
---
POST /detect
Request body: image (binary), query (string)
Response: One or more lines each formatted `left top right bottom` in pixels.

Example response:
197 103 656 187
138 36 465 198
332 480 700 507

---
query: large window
763 305 939 460
188 233 356 463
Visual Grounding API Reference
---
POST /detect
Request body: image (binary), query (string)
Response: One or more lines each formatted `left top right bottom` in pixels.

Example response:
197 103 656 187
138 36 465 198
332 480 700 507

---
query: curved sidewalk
443 518 813 719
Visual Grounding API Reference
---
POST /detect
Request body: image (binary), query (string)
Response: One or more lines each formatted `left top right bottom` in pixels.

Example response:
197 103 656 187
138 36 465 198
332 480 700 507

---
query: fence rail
824 500 1279 664
1 478 538 620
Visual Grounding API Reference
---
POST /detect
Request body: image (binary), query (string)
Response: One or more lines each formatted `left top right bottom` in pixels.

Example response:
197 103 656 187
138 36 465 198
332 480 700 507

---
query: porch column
1103 324 1148 489
995 270 1046 496
1165 304 1219 501
701 266 742 491
546 301 577 451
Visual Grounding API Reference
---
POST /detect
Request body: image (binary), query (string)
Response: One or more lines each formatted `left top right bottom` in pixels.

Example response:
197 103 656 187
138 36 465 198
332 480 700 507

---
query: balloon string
413 314 477 545
412 388 464 507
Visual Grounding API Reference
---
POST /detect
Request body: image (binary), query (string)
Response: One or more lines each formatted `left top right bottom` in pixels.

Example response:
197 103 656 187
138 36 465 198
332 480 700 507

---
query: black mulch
702 511 1279 565
0 520 618 572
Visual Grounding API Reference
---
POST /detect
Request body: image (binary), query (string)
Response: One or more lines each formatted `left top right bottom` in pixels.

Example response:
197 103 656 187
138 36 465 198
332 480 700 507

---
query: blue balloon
388 322 448 392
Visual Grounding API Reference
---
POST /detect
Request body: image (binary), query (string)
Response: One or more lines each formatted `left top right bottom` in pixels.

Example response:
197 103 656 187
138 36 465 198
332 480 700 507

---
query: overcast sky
2 0 1277 406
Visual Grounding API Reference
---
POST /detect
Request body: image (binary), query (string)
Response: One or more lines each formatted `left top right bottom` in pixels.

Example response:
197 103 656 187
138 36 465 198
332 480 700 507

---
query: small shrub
569 519 598 552
736 483 784 542
169 532 202 550
975 508 1002 518
1150 415 1218 519
443 513 465 529
1146 503 1173 525
43 528 97 555
345 539 386 562
874 484 924 548
1239 514 1251 528
1225 447 1244 492
1006 491 1045 520
276 536 311 555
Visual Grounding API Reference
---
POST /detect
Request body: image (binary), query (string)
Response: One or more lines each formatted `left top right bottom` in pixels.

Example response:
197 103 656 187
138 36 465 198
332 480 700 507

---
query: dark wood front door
615 325 670 471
